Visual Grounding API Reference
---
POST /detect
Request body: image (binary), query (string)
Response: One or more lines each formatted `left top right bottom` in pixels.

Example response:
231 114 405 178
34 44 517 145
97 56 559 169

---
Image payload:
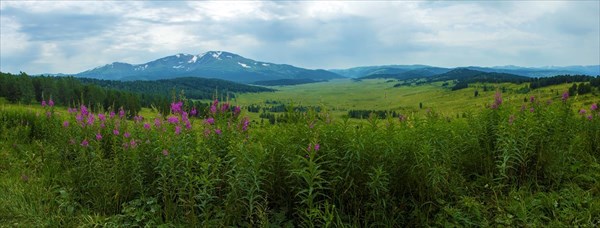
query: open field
234 79 599 118
1 86 599 226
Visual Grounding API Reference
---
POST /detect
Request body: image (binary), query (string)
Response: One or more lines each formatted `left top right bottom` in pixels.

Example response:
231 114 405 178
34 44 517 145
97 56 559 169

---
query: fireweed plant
0 94 599 227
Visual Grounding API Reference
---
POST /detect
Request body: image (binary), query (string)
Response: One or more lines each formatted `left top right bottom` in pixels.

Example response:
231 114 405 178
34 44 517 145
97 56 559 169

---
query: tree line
0 72 228 117
77 77 275 100
453 74 600 91
0 72 143 117
529 75 600 89
347 109 400 119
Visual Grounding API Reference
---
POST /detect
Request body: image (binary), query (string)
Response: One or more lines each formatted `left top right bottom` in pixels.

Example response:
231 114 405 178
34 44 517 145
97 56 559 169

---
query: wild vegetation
0 72 273 117
77 77 275 100
1 87 599 226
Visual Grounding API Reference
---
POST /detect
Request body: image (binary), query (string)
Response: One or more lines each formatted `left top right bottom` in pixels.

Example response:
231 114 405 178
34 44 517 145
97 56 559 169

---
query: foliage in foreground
0 93 599 227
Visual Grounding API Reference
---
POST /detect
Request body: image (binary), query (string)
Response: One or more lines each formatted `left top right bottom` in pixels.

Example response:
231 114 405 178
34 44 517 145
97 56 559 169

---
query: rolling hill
76 77 275 100
332 65 600 78
359 67 451 80
329 65 432 78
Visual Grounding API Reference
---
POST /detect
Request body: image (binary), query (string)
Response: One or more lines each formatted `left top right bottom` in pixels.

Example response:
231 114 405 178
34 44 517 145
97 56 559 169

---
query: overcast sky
1 1 599 74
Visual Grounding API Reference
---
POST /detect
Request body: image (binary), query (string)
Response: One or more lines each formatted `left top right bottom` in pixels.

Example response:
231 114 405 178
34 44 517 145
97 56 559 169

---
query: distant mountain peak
74 51 343 83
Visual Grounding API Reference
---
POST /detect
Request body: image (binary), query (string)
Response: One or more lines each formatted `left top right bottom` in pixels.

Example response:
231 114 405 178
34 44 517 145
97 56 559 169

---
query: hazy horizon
1 1 599 74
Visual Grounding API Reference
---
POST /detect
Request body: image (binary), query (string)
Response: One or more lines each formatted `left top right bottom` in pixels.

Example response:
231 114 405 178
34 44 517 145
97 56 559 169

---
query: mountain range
331 65 600 79
69 51 599 84
76 51 342 83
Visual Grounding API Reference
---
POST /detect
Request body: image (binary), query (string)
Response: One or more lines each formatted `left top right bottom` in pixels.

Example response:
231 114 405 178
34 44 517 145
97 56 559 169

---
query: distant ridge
74 51 343 83
76 77 275 100
54 51 599 84
332 65 600 78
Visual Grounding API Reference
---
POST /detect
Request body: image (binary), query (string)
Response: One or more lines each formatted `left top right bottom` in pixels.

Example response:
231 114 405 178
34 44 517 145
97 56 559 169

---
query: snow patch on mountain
188 55 198 63
135 64 148 71
238 62 251 68
212 51 223 60
262 63 270 67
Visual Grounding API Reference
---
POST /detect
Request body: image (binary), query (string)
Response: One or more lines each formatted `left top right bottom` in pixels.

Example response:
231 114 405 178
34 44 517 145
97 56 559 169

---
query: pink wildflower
530 96 535 103
214 128 222 135
162 149 169 156
491 91 502 109
81 105 89 116
110 111 116 119
191 108 198 116
113 129 120 136
175 126 181 135
210 105 217 114
241 117 250 131
86 114 95 126
588 115 593 120
119 108 125 119
170 101 183 114
124 132 130 138
530 107 535 113
48 99 54 107
98 113 106 122
579 109 587 115
233 106 241 115
41 100 47 107
204 117 215 125
591 103 598 111
130 139 137 148
81 139 89 147
182 112 189 122
63 121 69 128
96 133 102 141
167 116 179 124
154 118 162 127
144 123 151 130
221 103 230 112
76 114 84 123
314 144 320 151
562 92 569 101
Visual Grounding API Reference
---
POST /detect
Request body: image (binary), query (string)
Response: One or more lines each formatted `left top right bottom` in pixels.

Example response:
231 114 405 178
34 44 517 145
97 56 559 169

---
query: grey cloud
0 1 598 74
2 6 120 41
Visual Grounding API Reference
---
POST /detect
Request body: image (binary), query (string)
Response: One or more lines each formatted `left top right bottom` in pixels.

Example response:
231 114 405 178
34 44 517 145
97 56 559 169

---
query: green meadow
1 80 599 226
235 79 597 118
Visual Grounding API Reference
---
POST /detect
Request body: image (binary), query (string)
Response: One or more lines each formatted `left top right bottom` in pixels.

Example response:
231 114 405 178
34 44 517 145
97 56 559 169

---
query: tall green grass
0 94 599 226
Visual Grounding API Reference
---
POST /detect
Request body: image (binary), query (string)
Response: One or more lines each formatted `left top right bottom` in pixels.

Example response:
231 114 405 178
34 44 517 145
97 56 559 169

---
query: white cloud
0 1 598 74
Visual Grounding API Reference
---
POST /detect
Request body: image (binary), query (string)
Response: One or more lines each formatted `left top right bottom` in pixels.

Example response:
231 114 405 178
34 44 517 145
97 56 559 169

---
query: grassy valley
235 78 599 119
1 72 599 226
2 1 598 226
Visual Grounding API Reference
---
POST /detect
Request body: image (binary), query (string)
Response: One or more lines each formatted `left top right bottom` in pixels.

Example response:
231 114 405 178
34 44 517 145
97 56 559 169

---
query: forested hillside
0 72 274 117
0 72 144 116
77 77 275 100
